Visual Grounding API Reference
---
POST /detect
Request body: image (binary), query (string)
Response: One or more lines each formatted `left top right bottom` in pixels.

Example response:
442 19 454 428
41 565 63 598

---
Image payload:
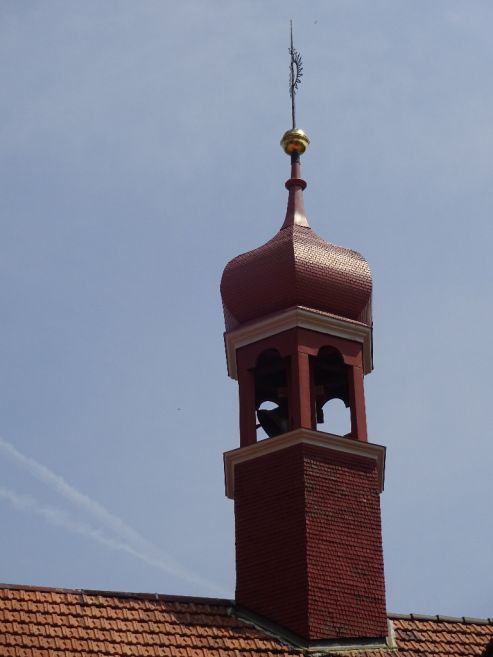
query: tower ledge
224 426 386 499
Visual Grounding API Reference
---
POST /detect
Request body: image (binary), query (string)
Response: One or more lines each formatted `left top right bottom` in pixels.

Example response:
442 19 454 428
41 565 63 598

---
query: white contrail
0 436 151 551
0 487 219 585
0 487 143 558
0 437 225 595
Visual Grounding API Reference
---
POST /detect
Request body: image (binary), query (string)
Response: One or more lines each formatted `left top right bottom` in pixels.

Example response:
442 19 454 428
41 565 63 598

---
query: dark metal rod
290 20 296 128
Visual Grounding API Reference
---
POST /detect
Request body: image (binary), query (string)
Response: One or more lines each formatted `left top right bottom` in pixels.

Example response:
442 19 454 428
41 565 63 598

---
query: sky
0 0 492 618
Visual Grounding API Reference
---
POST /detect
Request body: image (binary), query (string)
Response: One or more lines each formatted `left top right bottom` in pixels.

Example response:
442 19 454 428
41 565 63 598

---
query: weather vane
281 21 310 157
289 19 303 130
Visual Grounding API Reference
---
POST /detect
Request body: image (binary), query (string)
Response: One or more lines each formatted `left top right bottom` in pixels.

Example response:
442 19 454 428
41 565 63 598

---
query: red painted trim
235 328 368 446
238 368 257 447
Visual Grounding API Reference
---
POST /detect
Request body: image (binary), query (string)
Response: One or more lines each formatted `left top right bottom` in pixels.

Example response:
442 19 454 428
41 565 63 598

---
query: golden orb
280 128 310 155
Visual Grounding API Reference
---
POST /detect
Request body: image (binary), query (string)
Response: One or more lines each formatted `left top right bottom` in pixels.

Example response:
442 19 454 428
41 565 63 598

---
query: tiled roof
0 585 300 657
390 614 493 657
1 584 492 656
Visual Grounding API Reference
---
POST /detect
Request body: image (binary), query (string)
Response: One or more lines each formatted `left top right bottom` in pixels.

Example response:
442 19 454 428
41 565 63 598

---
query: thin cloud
0 437 225 596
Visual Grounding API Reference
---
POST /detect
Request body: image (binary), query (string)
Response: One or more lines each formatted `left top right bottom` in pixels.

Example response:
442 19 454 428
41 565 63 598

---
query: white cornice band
223 428 386 499
224 306 373 379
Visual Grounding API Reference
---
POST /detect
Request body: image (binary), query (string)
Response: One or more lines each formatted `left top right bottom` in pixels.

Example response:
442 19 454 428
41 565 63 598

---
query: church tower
220 35 388 649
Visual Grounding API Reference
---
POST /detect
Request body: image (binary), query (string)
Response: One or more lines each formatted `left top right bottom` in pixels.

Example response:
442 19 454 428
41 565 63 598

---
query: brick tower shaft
234 440 387 641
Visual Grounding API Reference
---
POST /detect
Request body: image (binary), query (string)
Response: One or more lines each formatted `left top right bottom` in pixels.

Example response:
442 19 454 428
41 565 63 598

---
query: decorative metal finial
289 19 302 130
281 21 310 157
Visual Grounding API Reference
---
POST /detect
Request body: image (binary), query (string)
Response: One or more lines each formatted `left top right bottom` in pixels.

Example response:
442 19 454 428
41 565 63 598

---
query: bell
257 404 290 438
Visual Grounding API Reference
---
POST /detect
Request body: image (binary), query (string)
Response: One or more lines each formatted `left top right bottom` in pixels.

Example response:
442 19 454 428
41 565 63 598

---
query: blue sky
0 1 492 617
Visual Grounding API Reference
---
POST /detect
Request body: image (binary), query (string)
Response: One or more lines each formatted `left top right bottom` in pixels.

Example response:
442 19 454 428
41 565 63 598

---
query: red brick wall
234 443 387 642
235 445 310 638
304 444 387 639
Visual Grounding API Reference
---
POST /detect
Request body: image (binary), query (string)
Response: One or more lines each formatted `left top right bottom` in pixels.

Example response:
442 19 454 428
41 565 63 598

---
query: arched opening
312 346 351 436
320 398 351 436
254 349 289 439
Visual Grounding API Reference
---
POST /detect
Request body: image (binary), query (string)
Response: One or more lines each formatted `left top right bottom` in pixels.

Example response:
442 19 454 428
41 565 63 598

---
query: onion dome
220 130 372 331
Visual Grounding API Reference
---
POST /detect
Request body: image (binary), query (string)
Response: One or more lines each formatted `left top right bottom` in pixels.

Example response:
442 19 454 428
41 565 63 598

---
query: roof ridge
389 612 493 625
0 582 233 606
2 586 491 626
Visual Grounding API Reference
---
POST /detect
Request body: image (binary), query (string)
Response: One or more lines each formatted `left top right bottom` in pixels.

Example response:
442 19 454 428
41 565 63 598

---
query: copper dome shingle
220 158 372 331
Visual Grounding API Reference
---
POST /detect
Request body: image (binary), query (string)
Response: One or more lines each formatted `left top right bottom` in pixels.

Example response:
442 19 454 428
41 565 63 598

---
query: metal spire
280 22 309 229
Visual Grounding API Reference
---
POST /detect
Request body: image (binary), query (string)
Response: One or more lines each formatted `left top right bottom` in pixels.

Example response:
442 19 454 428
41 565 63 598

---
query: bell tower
220 32 388 650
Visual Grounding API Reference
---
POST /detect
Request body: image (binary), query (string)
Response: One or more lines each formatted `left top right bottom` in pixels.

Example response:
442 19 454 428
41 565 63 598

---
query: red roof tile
0 585 492 656
390 614 493 657
0 585 301 657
